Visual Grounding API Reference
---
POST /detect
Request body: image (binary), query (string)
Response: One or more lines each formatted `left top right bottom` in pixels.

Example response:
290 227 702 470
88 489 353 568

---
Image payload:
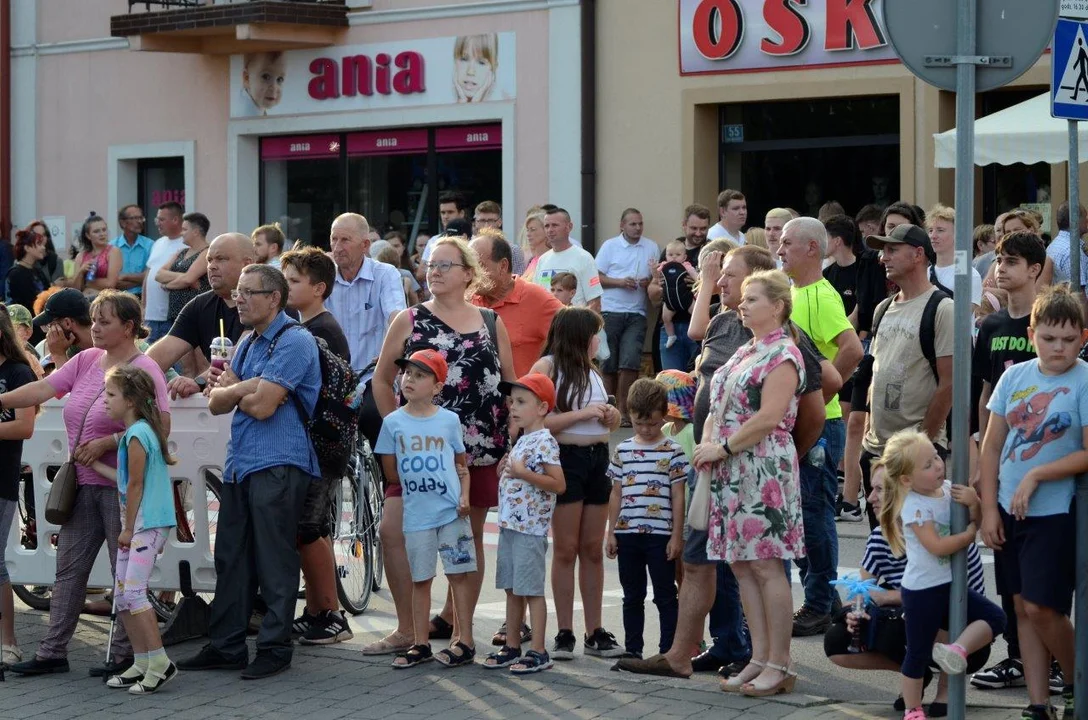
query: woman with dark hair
71 213 122 297
7 230 52 311
24 220 63 283
2 290 171 678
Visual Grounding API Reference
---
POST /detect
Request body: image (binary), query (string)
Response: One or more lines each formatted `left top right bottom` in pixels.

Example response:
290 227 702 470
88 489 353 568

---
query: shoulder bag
45 386 104 525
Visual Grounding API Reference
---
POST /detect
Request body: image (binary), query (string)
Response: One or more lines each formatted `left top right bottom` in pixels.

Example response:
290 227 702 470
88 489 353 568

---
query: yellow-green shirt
791 278 853 420
663 421 694 462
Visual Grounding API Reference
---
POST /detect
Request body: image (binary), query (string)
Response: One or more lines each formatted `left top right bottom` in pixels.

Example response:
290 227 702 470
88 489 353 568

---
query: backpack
869 289 950 382
238 322 360 477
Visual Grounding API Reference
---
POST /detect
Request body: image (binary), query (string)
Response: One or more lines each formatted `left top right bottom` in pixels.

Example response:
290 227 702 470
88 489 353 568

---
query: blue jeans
795 418 845 615
707 561 752 663
146 319 172 345
660 322 699 371
616 534 678 655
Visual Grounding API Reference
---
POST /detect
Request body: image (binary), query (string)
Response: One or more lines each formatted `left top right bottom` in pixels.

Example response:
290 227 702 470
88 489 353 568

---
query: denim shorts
602 312 647 373
404 516 477 582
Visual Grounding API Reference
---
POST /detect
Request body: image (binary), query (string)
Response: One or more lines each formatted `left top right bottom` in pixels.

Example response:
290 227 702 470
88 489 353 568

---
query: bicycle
332 435 385 615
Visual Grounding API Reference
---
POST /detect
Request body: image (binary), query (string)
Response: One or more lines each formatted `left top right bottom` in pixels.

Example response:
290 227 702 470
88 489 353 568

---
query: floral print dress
403 305 508 466
706 326 806 563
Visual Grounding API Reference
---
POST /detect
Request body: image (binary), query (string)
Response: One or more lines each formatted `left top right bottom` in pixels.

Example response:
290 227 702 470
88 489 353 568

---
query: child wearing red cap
376 349 477 669
483 373 565 674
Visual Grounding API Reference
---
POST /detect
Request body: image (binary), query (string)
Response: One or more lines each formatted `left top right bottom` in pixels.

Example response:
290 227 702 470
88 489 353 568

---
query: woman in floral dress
692 269 805 698
371 235 516 660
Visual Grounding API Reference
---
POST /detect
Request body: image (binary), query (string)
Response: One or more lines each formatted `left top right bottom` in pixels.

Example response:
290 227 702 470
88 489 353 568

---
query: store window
718 96 900 224
980 89 1050 234
261 124 502 249
138 157 186 215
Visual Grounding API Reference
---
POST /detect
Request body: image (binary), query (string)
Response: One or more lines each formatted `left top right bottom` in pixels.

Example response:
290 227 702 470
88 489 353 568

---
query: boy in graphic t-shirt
375 349 476 670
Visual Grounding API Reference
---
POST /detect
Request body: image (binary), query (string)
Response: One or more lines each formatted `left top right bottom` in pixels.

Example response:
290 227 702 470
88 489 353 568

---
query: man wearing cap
470 230 562 377
32 288 93 374
860 223 954 529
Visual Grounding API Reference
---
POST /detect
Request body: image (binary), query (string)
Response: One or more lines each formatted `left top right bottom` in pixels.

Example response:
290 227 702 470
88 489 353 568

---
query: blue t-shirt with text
375 406 466 532
988 359 1088 516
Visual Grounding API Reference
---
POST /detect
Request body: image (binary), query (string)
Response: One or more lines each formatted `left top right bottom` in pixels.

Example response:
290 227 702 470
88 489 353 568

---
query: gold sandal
720 660 763 693
740 662 796 697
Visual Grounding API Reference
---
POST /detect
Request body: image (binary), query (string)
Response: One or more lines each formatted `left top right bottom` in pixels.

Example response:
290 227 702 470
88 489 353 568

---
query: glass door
260 134 344 249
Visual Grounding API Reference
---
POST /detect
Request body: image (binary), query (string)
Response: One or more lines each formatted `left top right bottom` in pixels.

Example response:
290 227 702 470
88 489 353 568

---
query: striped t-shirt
862 526 986 595
607 437 689 535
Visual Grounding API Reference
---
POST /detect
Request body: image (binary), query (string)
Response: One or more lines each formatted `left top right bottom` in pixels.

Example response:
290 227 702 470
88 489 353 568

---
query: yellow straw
219 318 225 342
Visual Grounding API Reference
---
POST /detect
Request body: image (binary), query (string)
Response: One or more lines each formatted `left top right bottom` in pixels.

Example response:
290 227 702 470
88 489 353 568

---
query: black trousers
208 465 314 661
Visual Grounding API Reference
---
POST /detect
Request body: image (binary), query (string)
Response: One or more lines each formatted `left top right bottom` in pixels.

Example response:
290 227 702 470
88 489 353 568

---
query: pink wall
31 2 551 232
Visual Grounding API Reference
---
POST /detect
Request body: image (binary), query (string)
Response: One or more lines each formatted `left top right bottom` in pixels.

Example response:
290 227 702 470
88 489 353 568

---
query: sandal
362 633 413 656
429 615 454 640
483 645 522 669
392 644 433 669
511 650 553 675
128 662 177 695
491 623 533 647
721 660 763 693
435 641 476 668
740 662 796 697
106 671 144 689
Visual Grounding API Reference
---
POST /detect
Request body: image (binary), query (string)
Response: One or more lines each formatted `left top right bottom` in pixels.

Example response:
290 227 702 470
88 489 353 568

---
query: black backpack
237 322 360 476
661 262 694 313
869 289 951 383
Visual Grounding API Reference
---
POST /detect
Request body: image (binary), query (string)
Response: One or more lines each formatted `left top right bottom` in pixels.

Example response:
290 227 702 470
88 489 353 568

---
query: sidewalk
5 607 1029 720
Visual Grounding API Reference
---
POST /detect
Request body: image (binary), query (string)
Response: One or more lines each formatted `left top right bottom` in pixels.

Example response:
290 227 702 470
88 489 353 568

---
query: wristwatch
723 439 735 457
195 376 207 391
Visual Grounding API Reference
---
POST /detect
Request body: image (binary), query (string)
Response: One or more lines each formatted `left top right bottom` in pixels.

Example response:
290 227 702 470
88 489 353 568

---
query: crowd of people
0 191 1082 719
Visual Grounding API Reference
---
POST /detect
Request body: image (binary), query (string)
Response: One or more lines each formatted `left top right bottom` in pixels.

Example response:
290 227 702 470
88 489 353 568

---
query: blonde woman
692 270 805 697
520 210 549 280
745 228 768 249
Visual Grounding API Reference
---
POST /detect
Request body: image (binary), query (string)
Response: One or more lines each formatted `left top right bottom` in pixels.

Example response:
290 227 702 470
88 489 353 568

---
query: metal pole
949 1 976 719
1075 117 1085 720
1072 121 1081 294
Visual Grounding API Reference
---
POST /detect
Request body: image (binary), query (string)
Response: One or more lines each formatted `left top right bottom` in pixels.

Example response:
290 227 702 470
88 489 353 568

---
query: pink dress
706 326 806 563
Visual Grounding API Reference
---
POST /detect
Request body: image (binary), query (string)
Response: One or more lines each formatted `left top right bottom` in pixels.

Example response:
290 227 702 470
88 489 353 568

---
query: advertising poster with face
230 33 516 118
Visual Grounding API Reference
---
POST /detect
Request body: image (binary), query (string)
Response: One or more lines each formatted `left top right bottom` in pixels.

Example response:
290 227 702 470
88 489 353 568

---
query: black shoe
552 629 576 661
300 610 354 645
1050 661 1065 695
176 645 247 671
291 609 319 637
240 651 291 680
1020 704 1057 720
791 605 831 637
90 657 134 679
9 656 69 675
690 650 725 673
717 658 752 679
970 657 1025 689
583 628 624 658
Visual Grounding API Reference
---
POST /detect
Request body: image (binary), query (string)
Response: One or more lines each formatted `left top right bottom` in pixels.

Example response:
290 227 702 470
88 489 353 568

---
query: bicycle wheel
358 440 384 591
334 466 373 615
148 469 222 623
12 470 52 612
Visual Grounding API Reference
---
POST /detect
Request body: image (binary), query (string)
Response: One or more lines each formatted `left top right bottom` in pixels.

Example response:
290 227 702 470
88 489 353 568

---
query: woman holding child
371 235 516 663
692 269 806 697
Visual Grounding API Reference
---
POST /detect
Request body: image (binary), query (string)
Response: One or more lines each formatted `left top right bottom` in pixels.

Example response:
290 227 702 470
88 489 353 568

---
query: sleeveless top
402 304 508 466
79 248 110 280
167 246 211 322
542 354 610 437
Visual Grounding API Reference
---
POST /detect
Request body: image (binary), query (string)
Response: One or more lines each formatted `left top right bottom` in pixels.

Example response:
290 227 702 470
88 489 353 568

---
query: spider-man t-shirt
988 358 1088 516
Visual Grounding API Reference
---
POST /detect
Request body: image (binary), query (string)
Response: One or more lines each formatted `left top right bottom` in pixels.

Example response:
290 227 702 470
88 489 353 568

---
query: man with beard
648 204 711 371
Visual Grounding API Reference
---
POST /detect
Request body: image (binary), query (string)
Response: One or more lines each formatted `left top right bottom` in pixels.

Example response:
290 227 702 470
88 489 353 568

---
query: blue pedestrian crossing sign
1053 18 1088 120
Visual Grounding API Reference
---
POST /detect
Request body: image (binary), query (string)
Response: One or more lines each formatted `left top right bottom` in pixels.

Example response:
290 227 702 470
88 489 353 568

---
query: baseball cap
655 369 695 422
6 304 32 329
865 223 933 255
443 218 473 238
499 373 557 413
33 288 90 329
394 348 448 385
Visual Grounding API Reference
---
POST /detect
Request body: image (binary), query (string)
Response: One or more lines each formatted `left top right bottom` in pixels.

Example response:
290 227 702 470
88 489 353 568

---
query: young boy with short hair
606 378 689 659
979 284 1088 719
484 373 565 674
375 349 477 669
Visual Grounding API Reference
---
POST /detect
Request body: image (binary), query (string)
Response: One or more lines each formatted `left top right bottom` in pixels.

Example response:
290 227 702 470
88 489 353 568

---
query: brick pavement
4 605 1029 720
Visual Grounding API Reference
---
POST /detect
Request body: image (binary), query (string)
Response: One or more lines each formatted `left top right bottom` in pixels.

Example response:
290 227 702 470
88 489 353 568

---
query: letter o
692 0 744 61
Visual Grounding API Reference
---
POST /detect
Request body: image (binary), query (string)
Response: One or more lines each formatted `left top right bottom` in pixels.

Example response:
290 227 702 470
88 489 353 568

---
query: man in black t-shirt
148 232 255 397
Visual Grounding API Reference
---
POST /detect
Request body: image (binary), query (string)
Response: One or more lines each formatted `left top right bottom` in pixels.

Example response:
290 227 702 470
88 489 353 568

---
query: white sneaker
665 335 677 349
1 644 22 667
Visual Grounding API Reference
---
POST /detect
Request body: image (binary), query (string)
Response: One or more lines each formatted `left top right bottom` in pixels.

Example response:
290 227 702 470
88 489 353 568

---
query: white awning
934 92 1088 168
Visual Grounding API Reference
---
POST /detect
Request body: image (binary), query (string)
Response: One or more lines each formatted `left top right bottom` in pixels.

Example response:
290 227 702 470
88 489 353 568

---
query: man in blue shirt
111 204 154 296
179 263 321 680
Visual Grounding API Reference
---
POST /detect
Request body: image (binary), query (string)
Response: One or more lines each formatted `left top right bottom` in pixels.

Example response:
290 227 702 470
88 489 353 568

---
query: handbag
44 387 103 525
688 468 712 531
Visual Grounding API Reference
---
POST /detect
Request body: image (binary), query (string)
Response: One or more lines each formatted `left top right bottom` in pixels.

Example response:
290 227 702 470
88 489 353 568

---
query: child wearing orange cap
376 349 477 670
483 373 565 674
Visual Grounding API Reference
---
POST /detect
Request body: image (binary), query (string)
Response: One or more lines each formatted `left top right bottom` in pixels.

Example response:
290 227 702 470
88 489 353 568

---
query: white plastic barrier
5 394 230 593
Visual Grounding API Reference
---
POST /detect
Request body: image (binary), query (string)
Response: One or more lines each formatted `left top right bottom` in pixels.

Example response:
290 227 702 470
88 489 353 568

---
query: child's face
665 247 687 263
400 365 440 402
551 284 575 306
993 253 1035 291
103 381 131 423
455 48 494 101
1029 320 1086 375
907 441 944 494
631 410 665 443
867 466 886 514
244 54 286 110
507 387 547 430
15 324 30 343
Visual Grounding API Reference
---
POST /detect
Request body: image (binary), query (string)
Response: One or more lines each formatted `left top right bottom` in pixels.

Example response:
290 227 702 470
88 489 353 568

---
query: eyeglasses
424 260 466 274
231 288 276 301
